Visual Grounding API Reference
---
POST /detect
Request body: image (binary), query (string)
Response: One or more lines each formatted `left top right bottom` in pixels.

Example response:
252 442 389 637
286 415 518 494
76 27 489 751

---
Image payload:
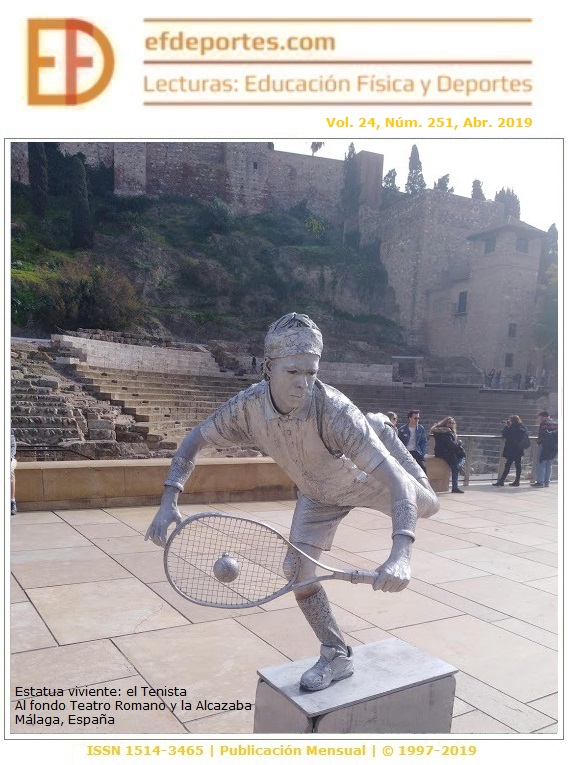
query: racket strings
166 514 292 606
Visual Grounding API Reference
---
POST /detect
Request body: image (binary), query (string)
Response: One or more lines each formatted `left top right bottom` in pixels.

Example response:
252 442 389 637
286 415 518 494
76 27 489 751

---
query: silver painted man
146 313 439 691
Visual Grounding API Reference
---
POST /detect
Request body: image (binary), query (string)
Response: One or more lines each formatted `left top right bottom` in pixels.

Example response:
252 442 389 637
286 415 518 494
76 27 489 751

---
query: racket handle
336 569 379 586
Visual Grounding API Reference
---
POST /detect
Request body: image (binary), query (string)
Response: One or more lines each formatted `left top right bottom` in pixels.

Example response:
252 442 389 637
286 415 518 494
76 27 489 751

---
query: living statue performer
146 313 439 691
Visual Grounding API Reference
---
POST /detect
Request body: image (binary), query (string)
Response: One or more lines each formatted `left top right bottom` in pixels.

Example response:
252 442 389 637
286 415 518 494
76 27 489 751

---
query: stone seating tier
67 363 545 446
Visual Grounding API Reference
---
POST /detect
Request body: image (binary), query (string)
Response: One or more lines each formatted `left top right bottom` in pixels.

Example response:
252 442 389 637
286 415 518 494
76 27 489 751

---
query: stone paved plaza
10 483 558 736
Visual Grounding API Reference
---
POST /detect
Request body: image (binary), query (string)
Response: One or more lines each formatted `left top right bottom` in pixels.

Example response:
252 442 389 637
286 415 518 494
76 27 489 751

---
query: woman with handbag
430 416 465 494
493 415 529 487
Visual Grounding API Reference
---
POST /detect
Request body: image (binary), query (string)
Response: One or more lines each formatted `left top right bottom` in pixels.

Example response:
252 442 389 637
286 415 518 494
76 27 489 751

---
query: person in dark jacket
398 410 428 473
532 410 558 487
430 416 464 493
493 415 528 487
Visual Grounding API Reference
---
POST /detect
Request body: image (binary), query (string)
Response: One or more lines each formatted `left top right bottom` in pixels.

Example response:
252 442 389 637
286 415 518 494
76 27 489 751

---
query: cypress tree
433 174 454 192
70 156 94 248
383 168 399 191
494 187 521 220
471 179 486 200
28 142 48 218
405 144 426 195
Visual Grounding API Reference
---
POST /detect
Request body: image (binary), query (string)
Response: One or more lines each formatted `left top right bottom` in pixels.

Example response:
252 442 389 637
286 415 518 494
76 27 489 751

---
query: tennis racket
164 511 380 609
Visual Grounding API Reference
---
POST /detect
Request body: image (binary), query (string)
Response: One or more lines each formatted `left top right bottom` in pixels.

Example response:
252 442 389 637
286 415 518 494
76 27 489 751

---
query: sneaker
531 482 544 488
492 481 504 487
10 501 17 515
451 488 465 494
300 645 354 692
509 481 520 487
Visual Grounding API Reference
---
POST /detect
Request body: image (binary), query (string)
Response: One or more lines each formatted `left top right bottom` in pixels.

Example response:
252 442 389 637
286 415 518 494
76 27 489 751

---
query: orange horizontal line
144 18 533 23
144 60 533 65
144 101 533 106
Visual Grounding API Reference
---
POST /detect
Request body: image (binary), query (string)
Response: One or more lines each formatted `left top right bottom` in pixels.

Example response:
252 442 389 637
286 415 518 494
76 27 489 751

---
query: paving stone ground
10 484 558 736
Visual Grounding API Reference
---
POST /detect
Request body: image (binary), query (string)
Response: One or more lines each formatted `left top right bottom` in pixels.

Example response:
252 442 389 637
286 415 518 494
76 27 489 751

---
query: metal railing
452 435 557 486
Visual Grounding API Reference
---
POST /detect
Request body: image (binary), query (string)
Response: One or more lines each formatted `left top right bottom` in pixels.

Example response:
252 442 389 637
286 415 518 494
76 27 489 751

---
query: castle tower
425 218 545 384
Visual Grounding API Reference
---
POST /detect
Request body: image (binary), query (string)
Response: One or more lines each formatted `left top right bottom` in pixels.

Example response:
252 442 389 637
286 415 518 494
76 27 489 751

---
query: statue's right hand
145 496 182 548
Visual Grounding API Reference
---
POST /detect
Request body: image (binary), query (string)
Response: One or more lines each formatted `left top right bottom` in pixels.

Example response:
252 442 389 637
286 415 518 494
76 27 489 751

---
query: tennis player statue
146 313 439 692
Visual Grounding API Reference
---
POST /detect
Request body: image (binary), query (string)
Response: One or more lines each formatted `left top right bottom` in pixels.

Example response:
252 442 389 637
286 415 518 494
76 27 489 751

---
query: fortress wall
374 192 505 345
11 142 382 224
58 142 115 166
264 149 344 221
115 143 147 196
10 143 29 184
224 144 346 219
146 142 228 199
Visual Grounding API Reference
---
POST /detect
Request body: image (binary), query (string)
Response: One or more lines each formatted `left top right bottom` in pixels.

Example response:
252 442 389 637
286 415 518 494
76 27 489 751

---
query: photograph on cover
9 139 559 736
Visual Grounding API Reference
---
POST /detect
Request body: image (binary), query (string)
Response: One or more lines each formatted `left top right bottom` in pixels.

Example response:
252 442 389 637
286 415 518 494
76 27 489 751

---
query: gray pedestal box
254 638 457 734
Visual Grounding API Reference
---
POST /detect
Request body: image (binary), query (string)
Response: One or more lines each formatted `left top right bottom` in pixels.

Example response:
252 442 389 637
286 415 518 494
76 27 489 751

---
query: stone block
124 464 168 497
15 464 44 502
36 377 60 389
254 638 457 734
88 429 116 441
425 456 450 493
87 419 114 428
42 464 125 501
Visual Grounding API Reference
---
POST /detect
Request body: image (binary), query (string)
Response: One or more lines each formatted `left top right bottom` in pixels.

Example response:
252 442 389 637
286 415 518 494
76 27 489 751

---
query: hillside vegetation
11 149 407 361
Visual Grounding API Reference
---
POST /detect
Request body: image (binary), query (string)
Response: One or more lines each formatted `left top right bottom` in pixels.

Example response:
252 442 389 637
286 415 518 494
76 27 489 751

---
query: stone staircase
11 380 84 447
10 341 173 460
70 364 257 446
11 336 550 460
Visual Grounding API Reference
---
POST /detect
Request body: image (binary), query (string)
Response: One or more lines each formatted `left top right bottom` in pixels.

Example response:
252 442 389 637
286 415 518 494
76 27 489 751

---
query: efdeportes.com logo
28 19 114 105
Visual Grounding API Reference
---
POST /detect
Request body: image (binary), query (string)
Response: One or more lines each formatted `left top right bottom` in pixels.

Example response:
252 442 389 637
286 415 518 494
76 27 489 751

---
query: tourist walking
493 415 529 487
430 417 466 493
531 410 558 487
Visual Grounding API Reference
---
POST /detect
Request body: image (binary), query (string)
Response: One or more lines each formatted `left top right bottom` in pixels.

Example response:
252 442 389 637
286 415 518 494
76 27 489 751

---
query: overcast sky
275 138 562 233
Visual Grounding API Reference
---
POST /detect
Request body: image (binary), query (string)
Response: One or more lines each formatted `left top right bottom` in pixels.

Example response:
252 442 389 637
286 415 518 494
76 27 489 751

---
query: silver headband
264 313 323 359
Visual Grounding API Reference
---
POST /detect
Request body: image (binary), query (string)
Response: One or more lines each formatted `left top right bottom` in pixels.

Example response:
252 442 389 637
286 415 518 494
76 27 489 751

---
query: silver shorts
289 488 391 551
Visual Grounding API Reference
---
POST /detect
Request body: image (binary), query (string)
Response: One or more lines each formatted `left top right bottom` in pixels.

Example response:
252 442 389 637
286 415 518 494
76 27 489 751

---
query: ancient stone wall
57 142 115 167
11 141 353 220
145 142 228 199
10 143 29 184
425 229 541 381
115 143 147 196
369 191 505 346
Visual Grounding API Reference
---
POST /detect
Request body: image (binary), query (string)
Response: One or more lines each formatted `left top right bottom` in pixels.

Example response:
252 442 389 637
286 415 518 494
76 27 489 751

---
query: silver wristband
391 499 417 541
392 530 416 542
164 456 195 492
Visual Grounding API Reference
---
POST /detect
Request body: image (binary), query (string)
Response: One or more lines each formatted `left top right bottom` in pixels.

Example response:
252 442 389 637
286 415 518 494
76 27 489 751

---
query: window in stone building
516 236 529 253
484 236 496 254
456 291 468 315
253 162 258 170
508 323 517 338
505 353 514 368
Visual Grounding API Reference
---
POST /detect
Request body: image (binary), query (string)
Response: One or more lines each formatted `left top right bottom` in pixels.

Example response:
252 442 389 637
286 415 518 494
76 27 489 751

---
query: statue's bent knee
283 549 299 581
